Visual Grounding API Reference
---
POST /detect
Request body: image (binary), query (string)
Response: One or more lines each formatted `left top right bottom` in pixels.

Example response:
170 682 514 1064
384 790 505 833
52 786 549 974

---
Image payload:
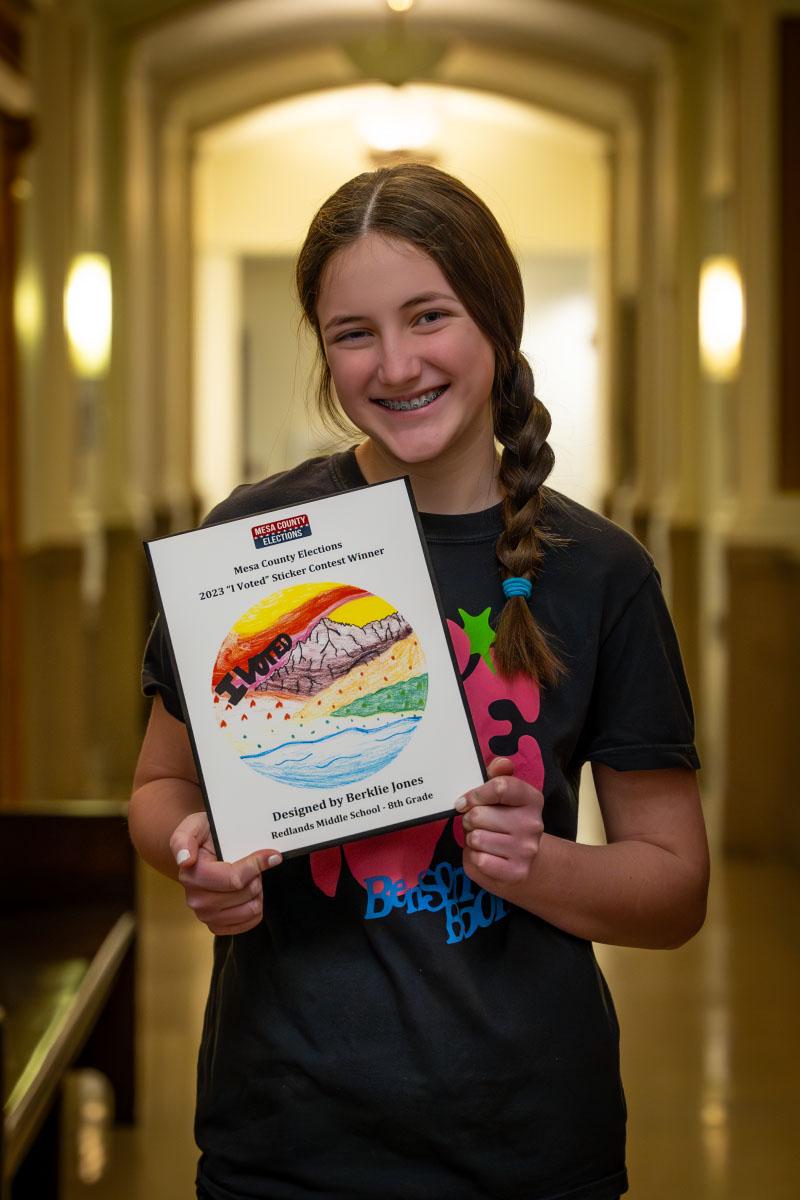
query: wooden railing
0 801 137 1199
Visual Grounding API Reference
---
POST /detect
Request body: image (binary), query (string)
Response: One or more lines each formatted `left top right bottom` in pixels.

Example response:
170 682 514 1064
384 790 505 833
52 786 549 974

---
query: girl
131 163 709 1200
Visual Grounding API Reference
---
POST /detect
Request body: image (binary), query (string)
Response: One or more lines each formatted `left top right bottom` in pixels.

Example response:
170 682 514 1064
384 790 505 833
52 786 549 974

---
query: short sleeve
138 451 363 724
141 614 185 722
576 568 700 772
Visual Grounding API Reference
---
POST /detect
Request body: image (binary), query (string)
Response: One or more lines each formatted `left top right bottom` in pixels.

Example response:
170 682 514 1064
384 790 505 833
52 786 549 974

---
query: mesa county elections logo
251 513 310 549
211 581 428 789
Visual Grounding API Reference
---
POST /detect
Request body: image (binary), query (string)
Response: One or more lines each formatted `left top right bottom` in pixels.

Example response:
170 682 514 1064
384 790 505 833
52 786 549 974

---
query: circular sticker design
211 581 428 789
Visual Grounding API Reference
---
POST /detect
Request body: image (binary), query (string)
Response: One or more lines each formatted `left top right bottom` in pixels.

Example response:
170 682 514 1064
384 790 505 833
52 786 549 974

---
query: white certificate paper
146 478 486 861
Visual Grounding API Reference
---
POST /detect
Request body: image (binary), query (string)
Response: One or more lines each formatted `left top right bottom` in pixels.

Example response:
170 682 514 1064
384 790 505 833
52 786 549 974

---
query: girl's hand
169 811 282 935
457 757 544 888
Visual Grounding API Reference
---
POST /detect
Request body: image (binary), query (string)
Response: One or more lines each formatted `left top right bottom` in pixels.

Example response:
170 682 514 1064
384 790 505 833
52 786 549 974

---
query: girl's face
317 234 496 480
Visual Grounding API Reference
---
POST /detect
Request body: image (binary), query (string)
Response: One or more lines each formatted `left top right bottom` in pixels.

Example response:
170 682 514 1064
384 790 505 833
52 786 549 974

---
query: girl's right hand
169 811 282 935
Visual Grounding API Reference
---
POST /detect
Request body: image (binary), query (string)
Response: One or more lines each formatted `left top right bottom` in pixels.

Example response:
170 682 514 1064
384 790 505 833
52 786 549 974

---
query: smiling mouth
373 385 448 412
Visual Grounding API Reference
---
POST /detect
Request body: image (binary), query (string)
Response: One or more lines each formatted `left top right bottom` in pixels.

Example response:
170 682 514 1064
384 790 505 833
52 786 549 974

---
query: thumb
170 812 209 869
487 757 516 779
232 848 283 887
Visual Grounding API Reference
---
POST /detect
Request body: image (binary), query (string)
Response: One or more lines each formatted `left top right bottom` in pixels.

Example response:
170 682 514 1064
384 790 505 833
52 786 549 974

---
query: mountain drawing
263 612 412 697
211 581 363 691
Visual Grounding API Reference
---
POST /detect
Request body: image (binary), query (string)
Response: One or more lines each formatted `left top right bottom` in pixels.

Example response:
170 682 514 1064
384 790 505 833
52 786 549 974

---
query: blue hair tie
502 576 532 600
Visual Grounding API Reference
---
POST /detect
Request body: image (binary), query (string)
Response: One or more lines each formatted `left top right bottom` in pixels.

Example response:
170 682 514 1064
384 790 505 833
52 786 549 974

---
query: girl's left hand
457 757 544 887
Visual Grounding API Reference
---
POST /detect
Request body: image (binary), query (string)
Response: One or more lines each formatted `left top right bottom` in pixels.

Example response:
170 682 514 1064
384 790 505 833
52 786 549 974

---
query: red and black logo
251 513 311 549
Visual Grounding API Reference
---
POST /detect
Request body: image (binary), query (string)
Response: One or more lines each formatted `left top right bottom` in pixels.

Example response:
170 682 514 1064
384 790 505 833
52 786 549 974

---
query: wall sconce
64 253 112 379
14 266 43 348
386 0 414 11
698 255 744 381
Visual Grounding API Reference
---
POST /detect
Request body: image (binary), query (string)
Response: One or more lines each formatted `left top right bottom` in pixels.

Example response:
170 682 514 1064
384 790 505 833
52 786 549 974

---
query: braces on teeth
376 386 446 411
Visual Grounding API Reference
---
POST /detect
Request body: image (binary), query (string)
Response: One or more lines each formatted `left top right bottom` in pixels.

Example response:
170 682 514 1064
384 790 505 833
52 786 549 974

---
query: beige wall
194 84 606 258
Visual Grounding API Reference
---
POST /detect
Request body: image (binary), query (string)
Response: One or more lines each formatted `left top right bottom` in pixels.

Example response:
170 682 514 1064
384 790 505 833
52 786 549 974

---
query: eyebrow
322 292 457 333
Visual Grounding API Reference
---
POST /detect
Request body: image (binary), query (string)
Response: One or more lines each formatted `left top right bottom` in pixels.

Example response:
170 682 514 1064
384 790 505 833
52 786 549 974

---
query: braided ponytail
297 163 565 687
492 354 565 687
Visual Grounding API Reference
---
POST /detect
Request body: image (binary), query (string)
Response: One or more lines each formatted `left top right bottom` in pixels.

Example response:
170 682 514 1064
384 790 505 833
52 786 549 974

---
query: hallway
66 843 800 1200
2 1 798 1197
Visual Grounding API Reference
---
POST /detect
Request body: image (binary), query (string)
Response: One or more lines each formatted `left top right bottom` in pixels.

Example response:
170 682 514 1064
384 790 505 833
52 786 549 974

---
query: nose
375 333 421 390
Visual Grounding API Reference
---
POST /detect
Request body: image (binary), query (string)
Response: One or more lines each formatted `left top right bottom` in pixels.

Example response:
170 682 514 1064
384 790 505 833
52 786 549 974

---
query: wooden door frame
0 1 33 805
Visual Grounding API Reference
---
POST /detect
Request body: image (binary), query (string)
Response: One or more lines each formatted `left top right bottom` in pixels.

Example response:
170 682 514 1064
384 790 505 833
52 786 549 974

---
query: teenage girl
131 163 709 1200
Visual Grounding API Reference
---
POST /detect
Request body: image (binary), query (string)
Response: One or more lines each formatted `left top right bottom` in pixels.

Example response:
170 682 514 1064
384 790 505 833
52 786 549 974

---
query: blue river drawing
241 716 421 788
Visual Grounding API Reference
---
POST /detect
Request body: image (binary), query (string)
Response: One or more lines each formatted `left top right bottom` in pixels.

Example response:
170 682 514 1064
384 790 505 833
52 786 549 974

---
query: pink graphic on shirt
448 620 544 793
307 614 543 900
310 819 449 897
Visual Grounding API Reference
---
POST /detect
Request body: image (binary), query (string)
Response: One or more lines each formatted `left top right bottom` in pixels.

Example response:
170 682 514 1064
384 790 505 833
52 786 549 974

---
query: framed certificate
145 478 486 861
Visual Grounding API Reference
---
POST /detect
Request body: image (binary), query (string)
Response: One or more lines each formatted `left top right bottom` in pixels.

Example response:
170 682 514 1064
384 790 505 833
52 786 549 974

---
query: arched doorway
190 81 609 517
123 0 681 547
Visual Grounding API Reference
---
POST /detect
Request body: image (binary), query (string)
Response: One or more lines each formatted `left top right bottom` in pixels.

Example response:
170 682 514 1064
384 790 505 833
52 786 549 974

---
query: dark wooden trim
7 1089 62 1200
0 0 32 807
0 803 135 907
779 18 800 491
668 522 701 729
630 502 649 551
613 295 639 488
724 543 800 865
0 1 29 75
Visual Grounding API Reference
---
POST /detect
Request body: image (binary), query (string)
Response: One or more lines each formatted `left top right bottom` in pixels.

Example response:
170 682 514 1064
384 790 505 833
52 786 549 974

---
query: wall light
64 253 112 379
386 0 415 12
357 89 439 155
699 255 744 381
14 266 43 348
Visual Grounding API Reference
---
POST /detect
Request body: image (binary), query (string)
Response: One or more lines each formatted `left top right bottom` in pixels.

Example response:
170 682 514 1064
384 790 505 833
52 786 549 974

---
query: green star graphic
458 606 496 674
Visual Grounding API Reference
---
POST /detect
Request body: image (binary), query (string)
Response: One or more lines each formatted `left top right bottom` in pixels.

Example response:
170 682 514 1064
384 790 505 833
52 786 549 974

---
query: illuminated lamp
357 89 439 162
64 254 112 379
699 255 745 381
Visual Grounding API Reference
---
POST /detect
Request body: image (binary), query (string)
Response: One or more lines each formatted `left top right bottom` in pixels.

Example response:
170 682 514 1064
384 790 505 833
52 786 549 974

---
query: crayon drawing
211 581 428 788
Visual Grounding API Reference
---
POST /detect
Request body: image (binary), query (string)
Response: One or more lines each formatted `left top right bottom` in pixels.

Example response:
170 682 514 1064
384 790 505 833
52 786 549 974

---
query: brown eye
334 329 369 343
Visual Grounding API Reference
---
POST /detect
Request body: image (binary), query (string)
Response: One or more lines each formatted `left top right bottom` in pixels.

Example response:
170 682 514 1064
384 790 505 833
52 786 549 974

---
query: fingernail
267 854 282 868
455 796 467 812
175 848 190 866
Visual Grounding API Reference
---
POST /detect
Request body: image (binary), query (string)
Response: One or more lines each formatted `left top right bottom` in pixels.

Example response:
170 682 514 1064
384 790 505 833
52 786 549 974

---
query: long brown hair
296 163 564 687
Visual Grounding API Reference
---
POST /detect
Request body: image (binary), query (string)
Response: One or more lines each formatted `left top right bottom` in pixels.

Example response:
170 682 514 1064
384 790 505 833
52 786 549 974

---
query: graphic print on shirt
307 607 544 943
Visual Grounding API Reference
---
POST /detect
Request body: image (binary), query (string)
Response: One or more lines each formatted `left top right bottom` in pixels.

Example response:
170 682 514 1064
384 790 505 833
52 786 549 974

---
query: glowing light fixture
64 253 112 379
14 266 43 347
357 89 439 154
699 256 744 381
386 0 414 12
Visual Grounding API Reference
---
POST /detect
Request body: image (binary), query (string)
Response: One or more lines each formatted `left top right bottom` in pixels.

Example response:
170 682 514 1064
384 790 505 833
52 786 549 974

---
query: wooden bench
0 801 136 1199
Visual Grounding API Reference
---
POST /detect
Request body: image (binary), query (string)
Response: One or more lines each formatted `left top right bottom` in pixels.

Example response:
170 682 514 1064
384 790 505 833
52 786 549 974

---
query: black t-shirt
143 449 699 1200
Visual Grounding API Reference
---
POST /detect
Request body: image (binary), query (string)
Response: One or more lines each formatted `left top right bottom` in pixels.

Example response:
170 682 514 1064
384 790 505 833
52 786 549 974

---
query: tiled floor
601 857 800 1198
66 832 800 1199
64 866 210 1199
